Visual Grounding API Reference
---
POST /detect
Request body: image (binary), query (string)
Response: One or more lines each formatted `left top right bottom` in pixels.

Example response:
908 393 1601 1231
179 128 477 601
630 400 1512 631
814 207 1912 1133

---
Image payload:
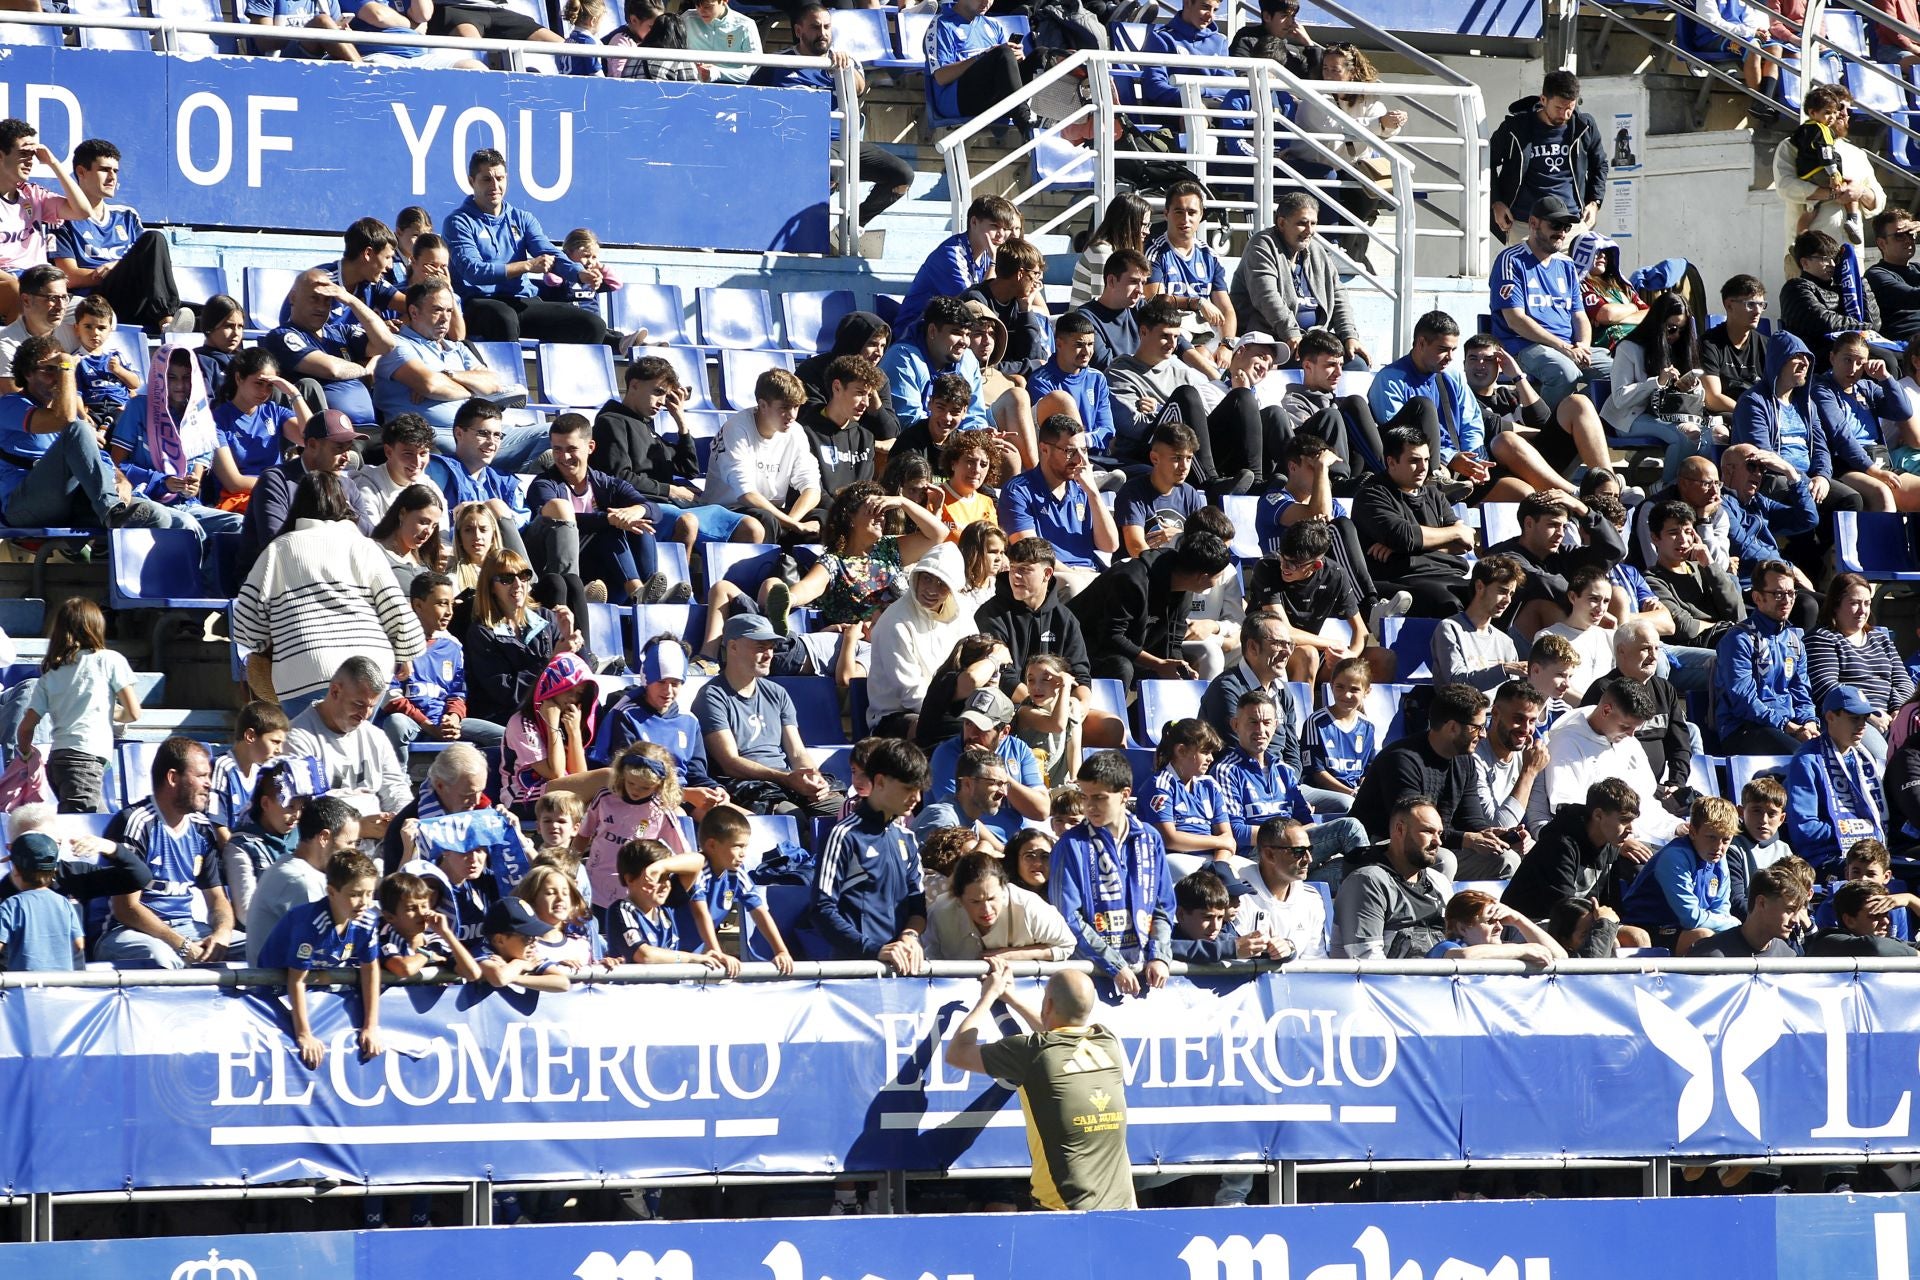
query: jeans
3 419 123 526
1515 342 1614 411
433 424 550 475
1720 721 1805 756
1660 644 1718 695
279 688 326 721
384 713 506 753
1308 815 1368 867
1301 783 1354 814
97 917 205 969
1616 411 1701 486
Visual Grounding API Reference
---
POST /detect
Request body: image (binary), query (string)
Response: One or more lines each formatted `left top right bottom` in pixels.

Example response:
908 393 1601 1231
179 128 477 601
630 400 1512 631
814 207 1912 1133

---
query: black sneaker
640 572 671 604
663 581 694 604
106 499 164 529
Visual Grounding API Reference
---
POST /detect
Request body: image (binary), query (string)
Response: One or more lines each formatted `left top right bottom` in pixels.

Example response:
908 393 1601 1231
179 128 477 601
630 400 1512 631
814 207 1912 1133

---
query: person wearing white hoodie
866 542 975 735
701 368 824 544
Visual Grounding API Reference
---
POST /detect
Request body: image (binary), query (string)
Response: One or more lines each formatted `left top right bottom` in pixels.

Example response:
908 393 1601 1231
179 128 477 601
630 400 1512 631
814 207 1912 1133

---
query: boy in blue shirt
604 837 730 971
687 803 794 974
0 832 82 971
376 868 482 981
811 738 930 970
1027 311 1116 455
893 195 1019 340
209 699 290 845
1113 421 1205 558
384 571 503 752
1621 795 1742 953
1051 749 1175 996
258 849 382 1070
69 295 138 419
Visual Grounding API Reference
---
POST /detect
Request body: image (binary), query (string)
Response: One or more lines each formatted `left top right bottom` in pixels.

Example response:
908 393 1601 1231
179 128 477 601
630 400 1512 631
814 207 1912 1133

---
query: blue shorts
658 502 748 543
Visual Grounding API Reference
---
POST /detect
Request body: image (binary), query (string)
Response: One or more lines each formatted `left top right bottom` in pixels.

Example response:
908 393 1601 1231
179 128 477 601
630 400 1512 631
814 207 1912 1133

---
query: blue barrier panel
0 47 831 253
7 970 1920 1193
11 1194 1920 1278
1302 0 1543 39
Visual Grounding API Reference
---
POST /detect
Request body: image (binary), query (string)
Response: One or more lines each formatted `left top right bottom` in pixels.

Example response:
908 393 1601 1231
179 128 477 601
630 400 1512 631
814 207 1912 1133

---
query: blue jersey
208 752 260 831
107 799 224 923
74 351 131 413
0 393 56 505
997 468 1100 568
691 865 764 922
1211 744 1310 849
604 896 679 962
1490 242 1582 353
1304 708 1376 788
1253 490 1299 556
377 920 457 964
1145 235 1228 302
51 205 144 285
1142 765 1229 837
927 7 1010 121
213 400 296 483
389 632 466 725
258 897 378 970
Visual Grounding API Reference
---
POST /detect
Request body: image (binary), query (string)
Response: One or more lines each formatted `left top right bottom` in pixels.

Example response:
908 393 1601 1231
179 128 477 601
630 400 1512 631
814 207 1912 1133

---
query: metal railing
933 46 1485 355
0 10 867 253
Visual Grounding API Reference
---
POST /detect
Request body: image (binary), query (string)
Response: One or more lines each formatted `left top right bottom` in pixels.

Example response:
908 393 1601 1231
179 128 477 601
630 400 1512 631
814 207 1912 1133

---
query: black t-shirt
1689 926 1795 958
800 405 877 494
1805 929 1920 958
1247 558 1360 632
1700 322 1764 405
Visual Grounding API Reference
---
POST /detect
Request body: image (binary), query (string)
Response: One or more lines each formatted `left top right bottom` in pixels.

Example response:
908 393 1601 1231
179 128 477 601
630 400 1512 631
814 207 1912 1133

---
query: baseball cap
482 896 550 939
1823 684 1875 716
8 831 59 874
1530 194 1577 225
640 638 689 684
723 613 779 643
958 687 1016 732
304 409 364 443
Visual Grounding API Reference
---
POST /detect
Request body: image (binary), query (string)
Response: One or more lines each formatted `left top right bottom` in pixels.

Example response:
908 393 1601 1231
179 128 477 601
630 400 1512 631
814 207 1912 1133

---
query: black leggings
950 46 1028 118
858 144 916 222
96 230 181 332
466 296 608 345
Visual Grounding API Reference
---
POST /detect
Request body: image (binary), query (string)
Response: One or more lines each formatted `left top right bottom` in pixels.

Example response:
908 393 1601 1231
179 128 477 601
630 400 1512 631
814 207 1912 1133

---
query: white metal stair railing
933 50 1485 356
0 9 867 253
1572 0 1920 188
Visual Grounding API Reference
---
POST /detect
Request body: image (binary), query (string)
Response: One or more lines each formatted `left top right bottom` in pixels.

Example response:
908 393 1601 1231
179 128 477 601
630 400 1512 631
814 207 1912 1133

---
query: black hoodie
1489 95 1607 222
590 396 698 502
974 572 1093 686
797 310 902 441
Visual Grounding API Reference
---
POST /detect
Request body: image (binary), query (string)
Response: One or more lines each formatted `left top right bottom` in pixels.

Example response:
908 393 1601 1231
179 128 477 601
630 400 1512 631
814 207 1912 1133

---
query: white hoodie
1525 705 1682 846
866 543 976 720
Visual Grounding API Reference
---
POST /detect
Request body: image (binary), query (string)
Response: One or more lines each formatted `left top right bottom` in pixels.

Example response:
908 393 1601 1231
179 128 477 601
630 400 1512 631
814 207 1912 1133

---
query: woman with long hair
370 483 447 592
209 348 308 509
1807 571 1912 761
955 519 1008 614
1601 292 1706 484
1293 43 1407 268
1069 192 1151 305
465 547 581 726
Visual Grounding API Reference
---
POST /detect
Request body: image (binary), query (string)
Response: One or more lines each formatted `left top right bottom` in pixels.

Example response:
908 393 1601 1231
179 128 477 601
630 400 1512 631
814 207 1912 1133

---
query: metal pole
461 1181 493 1227
1252 64 1276 231
1273 1161 1298 1205
834 59 863 256
27 1192 52 1242
1643 1156 1671 1198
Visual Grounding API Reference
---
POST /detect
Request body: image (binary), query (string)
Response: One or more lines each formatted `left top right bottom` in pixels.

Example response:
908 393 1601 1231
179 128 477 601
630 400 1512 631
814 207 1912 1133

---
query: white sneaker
1368 590 1412 635
168 306 196 334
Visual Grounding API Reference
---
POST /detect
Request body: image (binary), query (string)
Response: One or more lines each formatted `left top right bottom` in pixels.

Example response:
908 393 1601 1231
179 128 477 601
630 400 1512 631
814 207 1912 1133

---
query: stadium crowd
1 0 1920 1223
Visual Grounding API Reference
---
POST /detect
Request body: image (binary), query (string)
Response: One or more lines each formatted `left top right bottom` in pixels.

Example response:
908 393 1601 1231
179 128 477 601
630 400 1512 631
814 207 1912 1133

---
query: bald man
1630 452 1731 572
945 962 1135 1211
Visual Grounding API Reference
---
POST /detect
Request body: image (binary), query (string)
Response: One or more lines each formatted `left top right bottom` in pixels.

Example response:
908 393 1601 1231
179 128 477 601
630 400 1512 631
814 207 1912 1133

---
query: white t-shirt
702 409 822 510
1233 864 1330 960
28 649 134 758
1536 621 1615 702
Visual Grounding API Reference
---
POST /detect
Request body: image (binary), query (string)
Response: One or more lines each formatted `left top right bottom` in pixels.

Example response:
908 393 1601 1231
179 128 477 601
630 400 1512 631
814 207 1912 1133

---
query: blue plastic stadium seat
173 264 231 310
828 7 893 64
771 676 846 746
1834 511 1920 581
1082 743 1157 794
1378 615 1442 683
471 341 528 387
657 346 719 413
537 343 617 409
242 267 300 333
1480 502 1520 549
109 529 226 610
586 602 628 666
783 289 857 355
697 287 780 352
702 542 782 593
1364 683 1416 741
118 739 159 807
612 283 690 347
149 0 241 53
0 597 44 638
106 326 149 384
897 10 935 70
1086 677 1144 748
73 0 150 50
1726 753 1791 800
719 349 798 411
633 603 705 652
1136 679 1205 746
1221 495 1263 559
873 295 903 328
748 883 812 961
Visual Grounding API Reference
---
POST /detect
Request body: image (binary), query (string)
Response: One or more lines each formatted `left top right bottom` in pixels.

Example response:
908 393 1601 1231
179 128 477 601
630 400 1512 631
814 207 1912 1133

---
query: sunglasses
1262 843 1313 858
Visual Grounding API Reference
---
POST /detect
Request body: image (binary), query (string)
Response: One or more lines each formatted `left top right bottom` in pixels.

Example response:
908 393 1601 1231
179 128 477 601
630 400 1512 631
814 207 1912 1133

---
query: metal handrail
0 9 867 252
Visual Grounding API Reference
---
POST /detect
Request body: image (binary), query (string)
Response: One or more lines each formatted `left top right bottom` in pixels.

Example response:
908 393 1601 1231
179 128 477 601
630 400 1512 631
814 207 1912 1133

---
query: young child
0 832 81 971
1731 774 1790 916
257 850 383 1070
542 227 623 315
1171 867 1277 962
534 792 595 906
577 742 691 910
16 597 140 814
1052 748 1175 994
1621 795 1743 954
376 869 481 980
384 571 475 753
1014 654 1080 788
1526 632 1581 730
516 861 605 974
478 896 575 991
1534 563 1616 702
918 826 982 904
1143 717 1236 865
1302 656 1376 803
502 654 612 817
559 0 612 74
687 803 793 974
1429 889 1565 967
604 837 730 968
1789 90 1853 235
223 759 311 921
70 294 139 419
210 700 291 845
1048 783 1086 838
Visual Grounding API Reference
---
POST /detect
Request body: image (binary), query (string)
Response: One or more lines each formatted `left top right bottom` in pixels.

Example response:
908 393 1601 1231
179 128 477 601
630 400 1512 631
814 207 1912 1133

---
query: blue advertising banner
8 1193 1920 1280
1304 0 1543 39
0 47 832 252
7 970 1920 1194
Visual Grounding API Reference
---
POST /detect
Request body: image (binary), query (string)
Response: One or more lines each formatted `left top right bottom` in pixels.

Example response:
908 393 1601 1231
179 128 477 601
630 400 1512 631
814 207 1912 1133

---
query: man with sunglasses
1233 815 1330 960
1701 273 1771 419
1869 209 1920 342
1490 194 1612 413
0 264 73 393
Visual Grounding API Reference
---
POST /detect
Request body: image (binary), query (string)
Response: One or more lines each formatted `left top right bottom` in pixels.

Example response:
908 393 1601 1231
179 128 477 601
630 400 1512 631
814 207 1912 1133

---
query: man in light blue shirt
375 279 542 471
1489 194 1611 409
928 0 1035 134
